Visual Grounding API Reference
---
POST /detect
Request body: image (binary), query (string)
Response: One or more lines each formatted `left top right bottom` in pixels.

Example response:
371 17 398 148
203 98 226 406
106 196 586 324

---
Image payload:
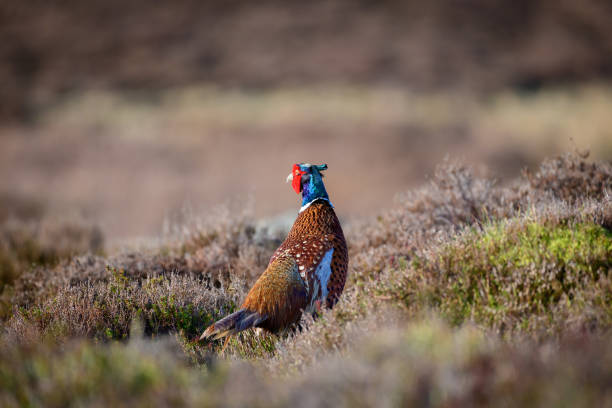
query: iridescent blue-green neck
301 170 329 209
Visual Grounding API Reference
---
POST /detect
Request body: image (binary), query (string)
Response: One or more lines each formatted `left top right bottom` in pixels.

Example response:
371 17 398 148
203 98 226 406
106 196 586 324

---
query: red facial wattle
292 164 305 194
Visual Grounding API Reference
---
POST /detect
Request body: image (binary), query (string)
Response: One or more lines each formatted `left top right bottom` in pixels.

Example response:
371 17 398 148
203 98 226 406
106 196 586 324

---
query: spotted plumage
270 201 348 309
200 163 348 347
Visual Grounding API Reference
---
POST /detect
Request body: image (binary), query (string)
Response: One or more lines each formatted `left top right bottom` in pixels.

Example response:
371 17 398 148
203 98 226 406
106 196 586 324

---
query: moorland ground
1 152 611 407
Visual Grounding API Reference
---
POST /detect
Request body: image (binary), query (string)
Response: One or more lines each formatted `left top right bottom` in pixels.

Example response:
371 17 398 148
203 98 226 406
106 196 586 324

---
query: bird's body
269 200 347 311
200 163 348 345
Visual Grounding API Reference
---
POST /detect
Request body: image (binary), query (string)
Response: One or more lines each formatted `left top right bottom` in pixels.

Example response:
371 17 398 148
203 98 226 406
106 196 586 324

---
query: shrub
0 213 104 320
522 152 612 204
393 218 611 336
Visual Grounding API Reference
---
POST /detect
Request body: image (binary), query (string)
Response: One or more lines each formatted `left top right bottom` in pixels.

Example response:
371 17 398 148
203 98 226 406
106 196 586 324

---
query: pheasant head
286 163 330 211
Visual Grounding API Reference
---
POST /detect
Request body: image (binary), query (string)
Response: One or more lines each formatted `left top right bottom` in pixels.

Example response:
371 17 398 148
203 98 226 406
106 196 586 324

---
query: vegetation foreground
1 153 611 407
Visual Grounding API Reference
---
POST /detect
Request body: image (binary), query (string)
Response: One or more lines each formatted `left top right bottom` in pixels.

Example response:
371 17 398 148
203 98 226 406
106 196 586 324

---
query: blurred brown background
1 0 612 239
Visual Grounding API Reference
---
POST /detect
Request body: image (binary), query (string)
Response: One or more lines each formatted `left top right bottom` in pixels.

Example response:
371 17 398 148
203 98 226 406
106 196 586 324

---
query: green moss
399 221 612 333
475 221 612 272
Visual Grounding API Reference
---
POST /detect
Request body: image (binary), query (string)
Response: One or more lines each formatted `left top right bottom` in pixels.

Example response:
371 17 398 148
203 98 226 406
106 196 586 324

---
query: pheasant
200 163 348 348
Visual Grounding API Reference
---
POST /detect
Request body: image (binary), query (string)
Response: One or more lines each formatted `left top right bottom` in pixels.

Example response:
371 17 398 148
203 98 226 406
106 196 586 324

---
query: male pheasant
200 163 348 347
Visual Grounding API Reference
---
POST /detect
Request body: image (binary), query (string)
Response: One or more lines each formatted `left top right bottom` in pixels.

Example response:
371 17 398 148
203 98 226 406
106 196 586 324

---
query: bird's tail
199 309 267 341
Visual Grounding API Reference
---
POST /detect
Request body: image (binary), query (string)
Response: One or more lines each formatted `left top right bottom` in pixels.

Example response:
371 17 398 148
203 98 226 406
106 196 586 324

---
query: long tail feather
199 309 266 341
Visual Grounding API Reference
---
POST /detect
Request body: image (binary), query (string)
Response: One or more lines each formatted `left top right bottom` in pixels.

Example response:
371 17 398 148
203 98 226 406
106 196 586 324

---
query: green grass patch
396 220 612 334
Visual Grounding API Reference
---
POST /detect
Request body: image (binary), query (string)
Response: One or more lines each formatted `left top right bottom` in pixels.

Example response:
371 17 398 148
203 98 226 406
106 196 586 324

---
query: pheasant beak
286 172 293 183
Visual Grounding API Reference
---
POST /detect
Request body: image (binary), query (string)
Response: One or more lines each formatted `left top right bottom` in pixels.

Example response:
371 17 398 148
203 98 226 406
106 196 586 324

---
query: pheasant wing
276 235 335 311
241 253 308 332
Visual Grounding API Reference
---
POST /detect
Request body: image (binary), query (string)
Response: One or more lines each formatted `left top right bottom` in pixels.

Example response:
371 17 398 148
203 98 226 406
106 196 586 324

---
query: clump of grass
6 265 242 345
0 218 103 289
394 218 611 336
382 158 506 246
0 210 104 320
522 152 612 204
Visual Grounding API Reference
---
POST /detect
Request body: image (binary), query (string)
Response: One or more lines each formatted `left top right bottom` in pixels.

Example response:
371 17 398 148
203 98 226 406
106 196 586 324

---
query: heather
1 153 611 406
